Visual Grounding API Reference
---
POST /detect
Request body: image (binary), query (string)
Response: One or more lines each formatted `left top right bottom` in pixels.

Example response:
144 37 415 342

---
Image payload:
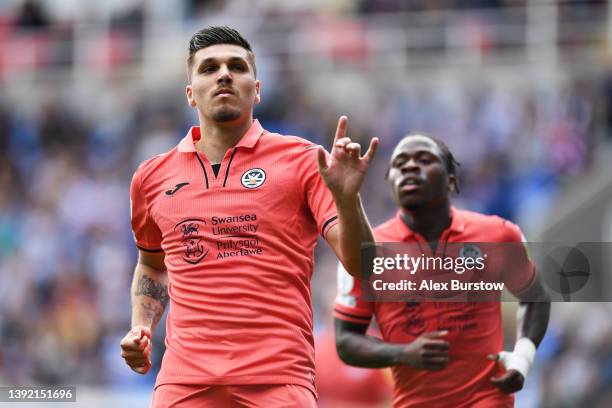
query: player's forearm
516 301 550 347
130 263 169 333
491 301 549 383
336 330 403 368
334 194 375 277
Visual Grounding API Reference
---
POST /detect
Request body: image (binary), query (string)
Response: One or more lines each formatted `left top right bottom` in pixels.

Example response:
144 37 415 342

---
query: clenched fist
398 331 449 371
120 326 152 374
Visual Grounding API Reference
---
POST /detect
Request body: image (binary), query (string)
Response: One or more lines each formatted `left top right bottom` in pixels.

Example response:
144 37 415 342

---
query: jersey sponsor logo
402 302 426 336
208 213 263 259
175 218 208 264
211 214 258 235
241 168 266 189
436 303 479 333
165 182 190 196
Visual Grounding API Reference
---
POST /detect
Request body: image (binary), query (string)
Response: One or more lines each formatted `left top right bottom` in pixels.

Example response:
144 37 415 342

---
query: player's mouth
214 88 235 97
399 177 424 193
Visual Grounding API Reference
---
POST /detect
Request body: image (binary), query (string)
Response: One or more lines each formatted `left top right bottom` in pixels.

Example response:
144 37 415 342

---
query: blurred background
1 0 611 407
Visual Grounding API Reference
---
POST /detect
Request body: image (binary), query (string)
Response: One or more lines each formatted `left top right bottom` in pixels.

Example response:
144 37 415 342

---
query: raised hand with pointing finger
315 115 379 278
317 116 379 201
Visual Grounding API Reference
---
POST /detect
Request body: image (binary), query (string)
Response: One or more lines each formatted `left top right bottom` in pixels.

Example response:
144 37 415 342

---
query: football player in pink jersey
334 134 550 407
120 26 378 407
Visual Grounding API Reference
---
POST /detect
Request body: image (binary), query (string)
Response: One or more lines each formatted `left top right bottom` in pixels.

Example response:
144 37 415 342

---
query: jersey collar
394 206 465 240
177 119 265 152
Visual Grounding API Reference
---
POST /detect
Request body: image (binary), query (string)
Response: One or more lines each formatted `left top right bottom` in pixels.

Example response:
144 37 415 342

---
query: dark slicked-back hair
187 26 256 79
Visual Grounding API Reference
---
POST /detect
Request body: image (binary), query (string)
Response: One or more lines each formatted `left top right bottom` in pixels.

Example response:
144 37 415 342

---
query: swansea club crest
241 168 266 189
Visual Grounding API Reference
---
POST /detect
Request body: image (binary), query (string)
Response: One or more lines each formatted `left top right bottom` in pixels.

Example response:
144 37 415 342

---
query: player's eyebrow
391 149 440 164
197 56 249 69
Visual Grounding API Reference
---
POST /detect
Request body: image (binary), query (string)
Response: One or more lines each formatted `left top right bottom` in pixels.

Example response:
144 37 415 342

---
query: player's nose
401 157 419 172
217 64 232 83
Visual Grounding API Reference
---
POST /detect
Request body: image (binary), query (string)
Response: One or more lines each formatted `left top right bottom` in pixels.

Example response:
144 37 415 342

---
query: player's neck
195 116 253 164
401 202 451 243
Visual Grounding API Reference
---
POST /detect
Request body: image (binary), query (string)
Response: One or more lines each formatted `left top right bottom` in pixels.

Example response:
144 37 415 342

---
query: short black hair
187 26 256 78
389 133 461 193
425 134 461 193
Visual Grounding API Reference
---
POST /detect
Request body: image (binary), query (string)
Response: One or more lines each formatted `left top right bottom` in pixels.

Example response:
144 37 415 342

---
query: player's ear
448 174 457 194
254 80 261 104
186 85 196 107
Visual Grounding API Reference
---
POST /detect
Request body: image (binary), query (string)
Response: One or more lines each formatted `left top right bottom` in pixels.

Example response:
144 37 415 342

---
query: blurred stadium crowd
1 1 611 407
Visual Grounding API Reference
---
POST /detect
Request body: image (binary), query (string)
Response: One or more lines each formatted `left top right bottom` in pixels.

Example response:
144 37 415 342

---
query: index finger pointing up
333 116 348 145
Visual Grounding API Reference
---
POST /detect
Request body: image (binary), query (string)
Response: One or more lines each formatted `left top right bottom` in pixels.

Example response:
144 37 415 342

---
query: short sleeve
333 263 373 325
294 145 338 238
500 220 536 296
130 165 163 252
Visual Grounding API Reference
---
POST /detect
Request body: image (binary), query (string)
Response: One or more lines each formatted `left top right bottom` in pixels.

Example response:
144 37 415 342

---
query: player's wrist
512 337 536 376
130 322 153 334
394 344 416 367
332 192 360 208
500 337 536 379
